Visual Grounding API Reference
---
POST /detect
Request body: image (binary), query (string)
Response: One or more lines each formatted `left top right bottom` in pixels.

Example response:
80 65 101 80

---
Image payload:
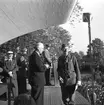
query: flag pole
83 12 96 105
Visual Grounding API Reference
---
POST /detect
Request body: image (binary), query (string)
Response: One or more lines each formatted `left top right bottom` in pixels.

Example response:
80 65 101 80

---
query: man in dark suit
43 44 52 85
57 44 81 105
28 42 49 105
3 51 18 98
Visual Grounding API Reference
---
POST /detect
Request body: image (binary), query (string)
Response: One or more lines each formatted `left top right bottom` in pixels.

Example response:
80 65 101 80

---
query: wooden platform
0 83 8 96
44 86 90 105
0 85 90 105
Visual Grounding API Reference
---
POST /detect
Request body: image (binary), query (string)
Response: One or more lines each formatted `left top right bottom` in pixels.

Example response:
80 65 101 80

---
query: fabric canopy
0 0 77 44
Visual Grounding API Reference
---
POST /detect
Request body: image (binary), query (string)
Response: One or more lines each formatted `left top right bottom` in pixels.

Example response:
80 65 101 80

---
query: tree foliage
79 51 85 59
0 26 71 58
69 1 83 26
84 38 104 73
45 26 71 57
87 38 104 65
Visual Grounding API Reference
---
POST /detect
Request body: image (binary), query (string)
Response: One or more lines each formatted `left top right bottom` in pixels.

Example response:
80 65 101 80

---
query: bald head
36 42 44 54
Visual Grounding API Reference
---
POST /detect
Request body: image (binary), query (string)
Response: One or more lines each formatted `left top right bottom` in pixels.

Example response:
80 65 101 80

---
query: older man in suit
28 42 49 105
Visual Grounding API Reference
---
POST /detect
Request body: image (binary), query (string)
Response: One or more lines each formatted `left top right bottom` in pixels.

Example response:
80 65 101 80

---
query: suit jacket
57 54 81 83
28 50 46 86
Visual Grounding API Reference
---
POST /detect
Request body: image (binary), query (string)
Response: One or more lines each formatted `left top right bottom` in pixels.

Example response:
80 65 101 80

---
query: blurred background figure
43 44 52 86
22 48 28 71
13 94 36 105
0 67 3 83
17 48 28 94
23 48 28 55
14 46 21 60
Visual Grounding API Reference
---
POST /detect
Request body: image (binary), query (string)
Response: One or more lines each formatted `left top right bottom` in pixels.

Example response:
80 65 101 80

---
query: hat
7 51 13 54
45 44 50 48
61 44 66 50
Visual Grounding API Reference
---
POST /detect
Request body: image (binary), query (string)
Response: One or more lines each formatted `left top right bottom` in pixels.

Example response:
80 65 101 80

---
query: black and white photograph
0 0 104 105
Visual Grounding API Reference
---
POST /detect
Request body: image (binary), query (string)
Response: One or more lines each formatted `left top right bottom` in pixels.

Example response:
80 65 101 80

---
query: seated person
0 67 3 83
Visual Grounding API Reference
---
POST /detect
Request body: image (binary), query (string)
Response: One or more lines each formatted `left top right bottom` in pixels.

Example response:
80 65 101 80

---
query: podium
0 83 8 98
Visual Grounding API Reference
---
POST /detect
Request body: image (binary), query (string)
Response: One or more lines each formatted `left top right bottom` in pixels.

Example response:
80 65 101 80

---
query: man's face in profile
63 47 69 55
38 43 44 54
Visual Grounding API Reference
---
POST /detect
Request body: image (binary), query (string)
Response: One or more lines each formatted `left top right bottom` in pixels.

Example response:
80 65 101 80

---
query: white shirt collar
36 51 41 56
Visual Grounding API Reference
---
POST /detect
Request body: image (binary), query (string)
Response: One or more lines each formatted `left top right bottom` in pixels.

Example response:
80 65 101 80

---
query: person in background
43 44 52 86
57 44 81 105
13 93 36 105
17 47 28 94
22 48 28 61
28 42 49 105
0 55 9 83
15 46 21 77
3 51 18 98
15 47 28 94
15 46 21 61
16 52 28 94
22 48 29 77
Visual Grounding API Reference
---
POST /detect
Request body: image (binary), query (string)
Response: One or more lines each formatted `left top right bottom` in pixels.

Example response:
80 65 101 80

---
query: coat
57 54 81 84
3 59 18 80
28 51 46 86
3 59 18 97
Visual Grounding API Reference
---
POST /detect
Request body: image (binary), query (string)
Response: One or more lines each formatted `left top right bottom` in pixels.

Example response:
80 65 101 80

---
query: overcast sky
61 0 104 54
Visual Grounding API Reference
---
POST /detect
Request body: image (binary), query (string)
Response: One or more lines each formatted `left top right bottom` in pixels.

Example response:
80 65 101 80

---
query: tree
79 51 85 59
68 1 83 27
87 38 104 71
45 26 71 57
0 26 72 58
73 52 81 67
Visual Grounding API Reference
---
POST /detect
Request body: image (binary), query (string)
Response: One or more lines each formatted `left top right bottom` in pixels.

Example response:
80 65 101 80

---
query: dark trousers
7 78 18 98
45 68 51 85
17 76 27 94
12 79 18 98
31 85 44 105
60 83 76 104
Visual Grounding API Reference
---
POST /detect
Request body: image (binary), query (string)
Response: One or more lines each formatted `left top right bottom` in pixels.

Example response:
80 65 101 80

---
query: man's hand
50 63 53 69
74 81 81 91
77 81 81 86
59 76 64 83
45 64 50 69
20 56 25 61
8 71 13 77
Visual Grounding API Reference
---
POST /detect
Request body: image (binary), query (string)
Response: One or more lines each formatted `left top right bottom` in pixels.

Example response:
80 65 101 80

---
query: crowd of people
0 42 81 105
0 47 28 97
